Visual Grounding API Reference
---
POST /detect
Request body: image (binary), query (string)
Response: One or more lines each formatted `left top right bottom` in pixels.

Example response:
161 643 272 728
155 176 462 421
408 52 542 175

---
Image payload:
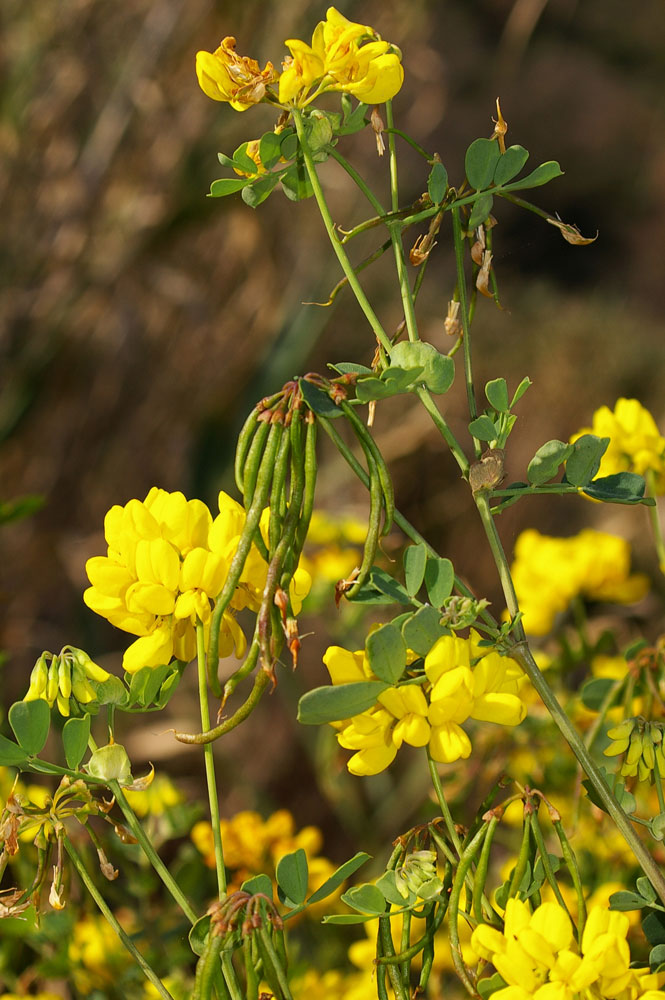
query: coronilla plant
3 7 665 1000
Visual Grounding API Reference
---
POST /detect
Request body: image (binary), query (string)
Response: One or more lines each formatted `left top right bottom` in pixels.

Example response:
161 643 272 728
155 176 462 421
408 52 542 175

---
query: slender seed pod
344 451 382 599
294 413 318 556
234 405 261 494
192 929 227 1000
255 927 286 1000
529 811 571 917
472 814 500 925
242 418 272 502
207 422 284 695
340 400 395 535
508 804 534 899
243 935 260 1000
268 415 294 555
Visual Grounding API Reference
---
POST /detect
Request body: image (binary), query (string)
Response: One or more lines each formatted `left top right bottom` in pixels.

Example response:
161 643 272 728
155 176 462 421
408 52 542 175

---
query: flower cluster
572 398 665 493
604 717 665 783
473 898 665 1000
84 488 310 674
196 7 403 112
191 808 336 903
325 631 527 776
23 646 110 717
510 528 649 636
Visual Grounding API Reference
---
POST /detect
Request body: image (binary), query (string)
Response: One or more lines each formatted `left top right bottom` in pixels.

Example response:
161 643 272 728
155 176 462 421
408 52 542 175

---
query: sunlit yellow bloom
84 489 309 673
123 773 183 818
196 37 278 110
69 912 134 993
324 630 527 775
472 899 661 1000
191 809 336 910
279 7 403 107
572 398 665 493
510 529 649 636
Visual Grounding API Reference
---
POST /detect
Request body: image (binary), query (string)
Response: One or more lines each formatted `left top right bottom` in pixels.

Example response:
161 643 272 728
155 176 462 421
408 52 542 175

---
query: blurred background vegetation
2 0 665 859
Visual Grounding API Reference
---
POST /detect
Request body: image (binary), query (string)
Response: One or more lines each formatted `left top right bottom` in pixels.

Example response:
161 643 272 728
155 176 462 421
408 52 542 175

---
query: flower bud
24 653 50 702
87 742 133 787
46 660 59 705
58 656 72 699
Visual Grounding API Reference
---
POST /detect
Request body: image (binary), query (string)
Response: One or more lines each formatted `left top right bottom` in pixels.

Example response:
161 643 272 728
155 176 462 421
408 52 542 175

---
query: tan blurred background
2 0 665 841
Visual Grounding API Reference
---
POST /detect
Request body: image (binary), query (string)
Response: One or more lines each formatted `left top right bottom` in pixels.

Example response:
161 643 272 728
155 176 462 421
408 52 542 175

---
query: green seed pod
242 418 272 503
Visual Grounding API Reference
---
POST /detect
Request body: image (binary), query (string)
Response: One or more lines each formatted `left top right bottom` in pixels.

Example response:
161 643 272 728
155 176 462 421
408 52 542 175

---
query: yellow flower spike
196 37 278 111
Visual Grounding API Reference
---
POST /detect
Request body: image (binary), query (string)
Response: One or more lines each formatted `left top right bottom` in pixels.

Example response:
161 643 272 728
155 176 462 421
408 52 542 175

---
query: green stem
317 414 496 629
385 101 420 343
64 836 176 1000
327 147 385 215
197 620 226 899
383 127 432 161
451 206 479 447
529 810 571 916
427 751 463 856
111 781 197 924
646 470 665 574
292 109 392 356
552 817 587 941
416 386 470 477
175 668 270 745
447 826 487 996
378 916 409 1000
473 490 665 906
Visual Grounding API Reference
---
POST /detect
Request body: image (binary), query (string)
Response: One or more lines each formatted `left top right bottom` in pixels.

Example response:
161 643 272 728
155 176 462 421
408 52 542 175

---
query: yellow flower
68 912 134 993
84 488 302 673
472 899 660 1000
325 630 526 775
191 809 334 907
572 398 665 493
123 773 183 817
510 529 649 636
196 36 278 110
279 7 403 107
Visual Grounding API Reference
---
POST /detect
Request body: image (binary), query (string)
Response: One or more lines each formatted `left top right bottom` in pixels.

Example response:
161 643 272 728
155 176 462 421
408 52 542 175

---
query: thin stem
327 147 385 215
111 782 197 924
416 386 470 477
64 836 176 1000
197 620 226 899
646 470 665 574
385 100 420 343
292 109 392 355
383 127 432 161
317 414 496 630
427 750 463 856
451 206 479 451
473 492 665 905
